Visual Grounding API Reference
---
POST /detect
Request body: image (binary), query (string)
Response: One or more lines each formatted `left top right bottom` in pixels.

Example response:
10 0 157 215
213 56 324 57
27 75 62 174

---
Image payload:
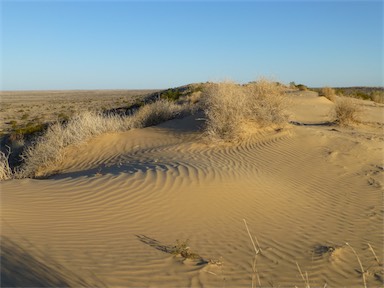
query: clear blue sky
1 0 383 90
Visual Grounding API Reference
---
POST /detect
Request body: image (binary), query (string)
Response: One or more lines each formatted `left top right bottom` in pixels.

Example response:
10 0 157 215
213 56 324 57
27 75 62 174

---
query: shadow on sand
1 236 104 287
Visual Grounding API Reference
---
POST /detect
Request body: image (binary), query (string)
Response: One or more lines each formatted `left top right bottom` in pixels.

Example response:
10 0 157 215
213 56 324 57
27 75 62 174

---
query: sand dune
1 92 383 287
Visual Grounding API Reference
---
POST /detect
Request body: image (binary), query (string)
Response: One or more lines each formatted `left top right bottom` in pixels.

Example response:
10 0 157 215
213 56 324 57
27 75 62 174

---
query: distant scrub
296 84 308 91
160 89 182 102
333 87 384 103
202 79 288 142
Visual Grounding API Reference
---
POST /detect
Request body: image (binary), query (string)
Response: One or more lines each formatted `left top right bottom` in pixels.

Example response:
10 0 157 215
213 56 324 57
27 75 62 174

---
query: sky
1 0 383 90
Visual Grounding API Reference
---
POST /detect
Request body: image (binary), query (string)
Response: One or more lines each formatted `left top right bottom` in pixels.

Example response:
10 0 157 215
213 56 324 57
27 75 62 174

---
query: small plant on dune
171 239 204 260
333 97 361 126
202 79 288 142
320 87 336 102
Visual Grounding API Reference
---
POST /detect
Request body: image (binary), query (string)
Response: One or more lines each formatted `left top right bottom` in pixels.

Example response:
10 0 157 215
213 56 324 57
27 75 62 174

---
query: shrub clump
202 80 288 142
333 97 361 126
320 87 336 102
371 91 384 104
12 100 191 179
132 99 189 128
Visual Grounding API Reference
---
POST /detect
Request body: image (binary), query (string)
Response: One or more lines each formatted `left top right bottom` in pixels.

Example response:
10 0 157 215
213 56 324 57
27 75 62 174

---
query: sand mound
1 92 383 287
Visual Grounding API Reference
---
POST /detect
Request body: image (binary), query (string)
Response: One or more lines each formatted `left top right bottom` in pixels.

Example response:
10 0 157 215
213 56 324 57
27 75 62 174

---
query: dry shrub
17 111 128 178
0 148 13 181
15 100 191 178
371 91 384 104
333 97 361 126
246 79 288 126
202 79 288 141
320 87 336 102
132 99 190 128
187 91 202 104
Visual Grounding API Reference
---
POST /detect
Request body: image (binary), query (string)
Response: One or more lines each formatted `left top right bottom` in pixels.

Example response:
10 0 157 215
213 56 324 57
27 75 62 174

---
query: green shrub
160 89 182 101
13 123 46 136
296 84 308 91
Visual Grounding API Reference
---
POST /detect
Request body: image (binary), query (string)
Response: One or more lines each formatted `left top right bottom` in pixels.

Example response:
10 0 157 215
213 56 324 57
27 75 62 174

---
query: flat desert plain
1 90 383 287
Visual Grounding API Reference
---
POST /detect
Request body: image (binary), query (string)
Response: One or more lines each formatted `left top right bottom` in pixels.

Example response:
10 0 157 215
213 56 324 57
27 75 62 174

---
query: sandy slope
1 92 383 287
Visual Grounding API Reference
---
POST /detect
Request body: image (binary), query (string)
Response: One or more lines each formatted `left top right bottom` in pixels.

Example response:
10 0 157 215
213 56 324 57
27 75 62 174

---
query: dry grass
202 80 288 142
11 100 191 179
16 111 128 178
320 87 336 102
0 148 13 181
132 99 190 128
371 92 384 104
333 97 361 126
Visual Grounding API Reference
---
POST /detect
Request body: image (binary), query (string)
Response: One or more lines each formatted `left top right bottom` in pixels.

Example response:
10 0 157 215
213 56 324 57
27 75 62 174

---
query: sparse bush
333 97 361 126
202 79 288 142
320 87 336 102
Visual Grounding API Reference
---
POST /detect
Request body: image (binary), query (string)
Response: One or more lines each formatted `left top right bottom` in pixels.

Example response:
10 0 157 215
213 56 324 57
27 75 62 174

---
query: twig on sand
295 261 310 288
243 219 262 288
367 242 381 265
243 219 259 255
346 242 367 288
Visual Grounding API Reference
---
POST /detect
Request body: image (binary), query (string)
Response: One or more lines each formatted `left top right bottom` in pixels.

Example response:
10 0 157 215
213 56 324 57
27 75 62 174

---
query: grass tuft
0 147 13 181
